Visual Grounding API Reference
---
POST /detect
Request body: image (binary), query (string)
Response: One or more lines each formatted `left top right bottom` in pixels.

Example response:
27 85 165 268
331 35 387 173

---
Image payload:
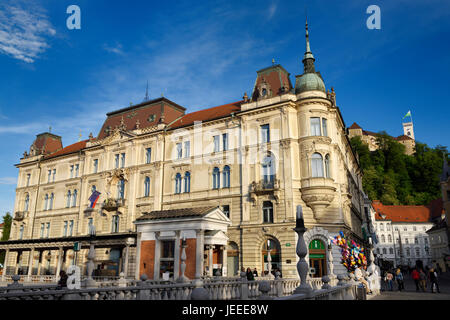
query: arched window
117 180 125 199
144 177 150 197
388 234 392 242
72 189 77 207
49 193 54 210
175 173 182 194
222 166 230 188
311 153 324 177
212 167 220 189
24 194 29 211
382 248 387 254
389 248 394 254
184 172 190 193
66 190 71 208
324 154 330 178
381 234 385 243
262 201 273 223
262 153 275 187
44 194 49 211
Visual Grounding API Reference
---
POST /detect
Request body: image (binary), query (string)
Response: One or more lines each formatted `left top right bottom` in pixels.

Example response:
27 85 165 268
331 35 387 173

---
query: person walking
395 268 405 291
411 268 420 291
428 268 440 293
246 267 255 281
252 268 258 278
419 269 427 292
385 271 394 291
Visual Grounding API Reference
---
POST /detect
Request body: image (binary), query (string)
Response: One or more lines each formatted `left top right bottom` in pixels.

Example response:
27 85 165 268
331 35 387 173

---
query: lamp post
293 205 312 294
267 239 273 278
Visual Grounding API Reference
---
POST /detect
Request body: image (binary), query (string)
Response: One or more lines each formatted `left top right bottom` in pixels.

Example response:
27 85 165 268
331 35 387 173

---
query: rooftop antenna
143 80 149 102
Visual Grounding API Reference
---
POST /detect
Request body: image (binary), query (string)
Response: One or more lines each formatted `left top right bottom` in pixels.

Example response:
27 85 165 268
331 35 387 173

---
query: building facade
372 200 436 268
0 22 369 281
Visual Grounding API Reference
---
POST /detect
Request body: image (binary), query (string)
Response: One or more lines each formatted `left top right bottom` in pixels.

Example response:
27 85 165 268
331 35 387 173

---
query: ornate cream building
0 22 368 282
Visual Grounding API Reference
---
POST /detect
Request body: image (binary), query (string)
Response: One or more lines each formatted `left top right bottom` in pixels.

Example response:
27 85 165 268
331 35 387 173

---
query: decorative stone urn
300 177 336 221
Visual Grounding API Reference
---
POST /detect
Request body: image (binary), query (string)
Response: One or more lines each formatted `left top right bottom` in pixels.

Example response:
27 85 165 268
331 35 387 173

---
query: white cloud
268 3 277 20
0 1 56 63
0 177 17 185
103 42 124 55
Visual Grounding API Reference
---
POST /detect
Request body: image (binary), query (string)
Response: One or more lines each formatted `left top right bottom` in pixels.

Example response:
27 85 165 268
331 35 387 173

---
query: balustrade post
239 271 249 299
293 205 312 296
177 237 189 283
257 280 273 300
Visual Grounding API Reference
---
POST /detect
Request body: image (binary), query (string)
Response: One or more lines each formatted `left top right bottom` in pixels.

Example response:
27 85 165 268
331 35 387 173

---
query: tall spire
143 80 149 102
302 17 316 73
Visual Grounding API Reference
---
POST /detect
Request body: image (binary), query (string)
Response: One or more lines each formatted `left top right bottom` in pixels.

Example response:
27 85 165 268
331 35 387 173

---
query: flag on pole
402 110 412 119
88 191 101 208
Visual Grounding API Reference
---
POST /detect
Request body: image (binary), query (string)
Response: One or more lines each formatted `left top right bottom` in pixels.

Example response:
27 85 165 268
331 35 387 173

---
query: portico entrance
309 239 327 278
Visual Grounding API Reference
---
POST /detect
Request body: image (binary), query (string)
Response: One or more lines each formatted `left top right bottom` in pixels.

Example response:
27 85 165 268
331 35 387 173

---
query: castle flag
402 110 411 119
88 190 101 208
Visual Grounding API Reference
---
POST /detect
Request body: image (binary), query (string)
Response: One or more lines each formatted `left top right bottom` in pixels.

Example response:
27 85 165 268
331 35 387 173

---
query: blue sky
0 0 449 217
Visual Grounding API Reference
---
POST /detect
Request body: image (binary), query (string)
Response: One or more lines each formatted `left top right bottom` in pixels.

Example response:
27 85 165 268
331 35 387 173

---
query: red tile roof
0 223 4 228
169 101 243 129
349 122 362 129
372 199 443 223
44 140 87 159
395 135 413 141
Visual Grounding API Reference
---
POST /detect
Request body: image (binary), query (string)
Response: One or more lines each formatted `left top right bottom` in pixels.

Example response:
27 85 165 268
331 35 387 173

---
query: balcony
14 211 28 221
249 178 281 205
300 177 336 221
101 198 125 212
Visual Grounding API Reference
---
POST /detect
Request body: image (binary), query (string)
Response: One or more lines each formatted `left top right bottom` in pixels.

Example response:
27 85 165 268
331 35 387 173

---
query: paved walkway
370 271 450 300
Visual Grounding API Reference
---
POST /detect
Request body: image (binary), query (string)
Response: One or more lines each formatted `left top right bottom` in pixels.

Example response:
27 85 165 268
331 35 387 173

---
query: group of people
382 266 441 293
243 267 282 281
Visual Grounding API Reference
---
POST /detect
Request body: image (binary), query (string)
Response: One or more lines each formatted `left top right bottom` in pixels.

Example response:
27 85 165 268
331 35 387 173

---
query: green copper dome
295 73 326 94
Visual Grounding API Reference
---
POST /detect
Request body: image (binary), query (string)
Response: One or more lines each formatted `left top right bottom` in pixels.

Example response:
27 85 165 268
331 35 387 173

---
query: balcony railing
250 178 280 194
101 198 125 212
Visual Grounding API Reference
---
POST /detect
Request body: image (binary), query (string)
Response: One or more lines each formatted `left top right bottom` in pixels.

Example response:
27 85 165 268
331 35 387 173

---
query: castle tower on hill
348 122 416 155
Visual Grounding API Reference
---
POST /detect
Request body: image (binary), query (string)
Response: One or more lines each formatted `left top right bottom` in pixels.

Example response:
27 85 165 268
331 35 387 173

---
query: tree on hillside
0 212 12 266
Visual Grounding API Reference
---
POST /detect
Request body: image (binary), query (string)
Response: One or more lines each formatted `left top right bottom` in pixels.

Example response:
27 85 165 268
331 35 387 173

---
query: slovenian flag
402 110 411 119
88 191 101 208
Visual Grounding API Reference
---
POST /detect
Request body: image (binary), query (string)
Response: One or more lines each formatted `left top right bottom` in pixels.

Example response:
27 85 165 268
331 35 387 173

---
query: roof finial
144 80 149 102
302 14 316 73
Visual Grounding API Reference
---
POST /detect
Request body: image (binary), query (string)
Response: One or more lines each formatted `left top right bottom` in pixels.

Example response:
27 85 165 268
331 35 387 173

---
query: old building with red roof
3 21 371 282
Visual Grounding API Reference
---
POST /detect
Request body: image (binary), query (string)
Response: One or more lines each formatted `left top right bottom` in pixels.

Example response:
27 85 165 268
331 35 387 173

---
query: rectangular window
145 148 152 164
52 169 56 182
70 165 74 178
75 164 79 177
69 220 74 236
115 154 119 168
184 141 190 158
88 218 94 234
213 135 220 152
176 143 182 159
160 240 175 279
222 133 228 151
112 215 119 233
93 159 98 173
40 223 45 238
19 226 24 240
63 221 68 237
261 124 270 143
120 153 125 168
310 117 321 136
322 118 328 137
47 170 51 183
26 173 31 186
46 222 50 238
222 205 230 218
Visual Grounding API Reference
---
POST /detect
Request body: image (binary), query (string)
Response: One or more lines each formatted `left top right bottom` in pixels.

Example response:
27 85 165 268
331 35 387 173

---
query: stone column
14 251 20 275
195 229 204 279
174 231 181 280
27 248 35 281
122 244 130 278
154 232 161 280
222 245 228 277
55 247 64 280
208 245 214 277
135 232 142 280
37 251 42 276
1 248 9 281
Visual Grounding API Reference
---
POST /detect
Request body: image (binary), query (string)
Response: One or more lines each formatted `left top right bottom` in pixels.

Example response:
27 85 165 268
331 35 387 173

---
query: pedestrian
275 269 281 279
246 267 255 281
57 270 68 289
355 267 371 294
385 271 394 291
395 268 404 291
411 268 420 291
419 269 427 292
252 268 258 277
428 268 440 293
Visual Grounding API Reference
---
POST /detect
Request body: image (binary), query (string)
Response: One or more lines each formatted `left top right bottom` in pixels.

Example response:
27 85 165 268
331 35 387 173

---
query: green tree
0 212 12 266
